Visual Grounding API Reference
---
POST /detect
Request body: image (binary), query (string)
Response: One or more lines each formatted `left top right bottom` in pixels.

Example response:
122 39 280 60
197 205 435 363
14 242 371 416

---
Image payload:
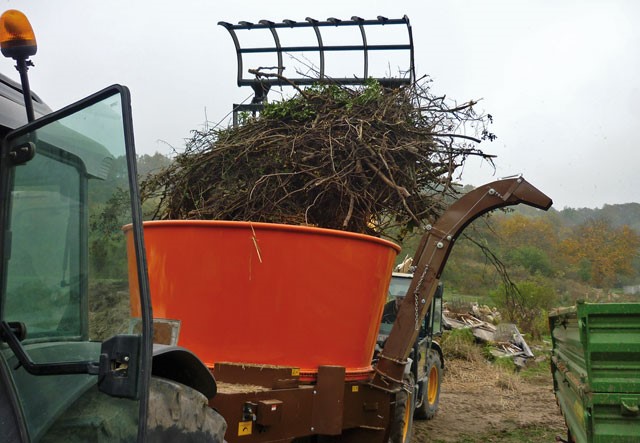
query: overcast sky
2 0 638 209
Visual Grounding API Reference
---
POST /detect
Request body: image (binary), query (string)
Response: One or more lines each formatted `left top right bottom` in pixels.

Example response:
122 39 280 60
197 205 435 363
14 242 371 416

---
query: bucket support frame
218 16 415 125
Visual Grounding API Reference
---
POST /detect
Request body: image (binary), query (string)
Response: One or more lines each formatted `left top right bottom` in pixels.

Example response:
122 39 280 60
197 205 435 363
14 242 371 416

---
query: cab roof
0 71 50 130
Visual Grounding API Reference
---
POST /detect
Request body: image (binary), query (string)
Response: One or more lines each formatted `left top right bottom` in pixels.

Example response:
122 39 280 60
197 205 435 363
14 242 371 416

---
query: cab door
0 86 152 442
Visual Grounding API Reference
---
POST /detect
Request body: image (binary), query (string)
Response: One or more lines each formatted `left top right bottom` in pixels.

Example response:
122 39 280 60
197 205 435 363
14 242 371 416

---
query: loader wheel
388 373 415 443
147 376 227 442
415 350 442 420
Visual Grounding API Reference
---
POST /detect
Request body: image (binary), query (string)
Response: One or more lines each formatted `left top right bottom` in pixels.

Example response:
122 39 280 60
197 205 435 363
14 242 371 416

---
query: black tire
43 376 227 442
147 376 227 442
388 373 415 443
414 350 442 420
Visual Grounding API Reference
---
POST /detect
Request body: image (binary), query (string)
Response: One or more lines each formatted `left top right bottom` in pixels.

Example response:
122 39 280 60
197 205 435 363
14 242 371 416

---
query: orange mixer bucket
126 220 399 376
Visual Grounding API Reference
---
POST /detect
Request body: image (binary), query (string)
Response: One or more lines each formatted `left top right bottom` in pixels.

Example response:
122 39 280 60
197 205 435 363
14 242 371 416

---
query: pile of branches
142 78 495 240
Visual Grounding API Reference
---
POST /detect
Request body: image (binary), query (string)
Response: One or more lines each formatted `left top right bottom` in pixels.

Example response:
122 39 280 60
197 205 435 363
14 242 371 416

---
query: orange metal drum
126 220 399 375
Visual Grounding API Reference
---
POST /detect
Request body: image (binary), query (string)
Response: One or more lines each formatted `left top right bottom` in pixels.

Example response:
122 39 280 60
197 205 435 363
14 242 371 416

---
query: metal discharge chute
372 177 553 392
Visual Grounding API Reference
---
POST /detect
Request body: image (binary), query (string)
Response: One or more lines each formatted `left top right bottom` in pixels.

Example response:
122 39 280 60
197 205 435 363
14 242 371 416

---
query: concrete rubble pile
443 303 534 368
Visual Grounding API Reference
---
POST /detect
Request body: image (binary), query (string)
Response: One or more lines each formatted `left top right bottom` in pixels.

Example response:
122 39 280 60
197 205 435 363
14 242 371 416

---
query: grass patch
493 364 522 392
493 356 517 372
440 328 483 361
430 425 564 443
520 357 552 380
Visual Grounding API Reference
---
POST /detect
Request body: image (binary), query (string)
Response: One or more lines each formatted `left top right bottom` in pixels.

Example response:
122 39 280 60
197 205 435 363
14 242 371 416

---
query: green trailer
549 302 640 443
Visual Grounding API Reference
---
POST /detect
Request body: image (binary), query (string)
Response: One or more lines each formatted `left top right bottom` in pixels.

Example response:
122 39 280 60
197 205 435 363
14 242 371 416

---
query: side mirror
434 282 443 300
431 283 444 336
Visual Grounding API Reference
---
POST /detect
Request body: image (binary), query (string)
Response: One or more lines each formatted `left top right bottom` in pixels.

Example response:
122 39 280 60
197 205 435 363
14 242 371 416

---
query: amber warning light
0 9 37 60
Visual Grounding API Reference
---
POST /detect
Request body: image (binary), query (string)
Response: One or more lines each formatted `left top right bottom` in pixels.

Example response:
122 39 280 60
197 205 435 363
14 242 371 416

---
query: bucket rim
126 219 401 252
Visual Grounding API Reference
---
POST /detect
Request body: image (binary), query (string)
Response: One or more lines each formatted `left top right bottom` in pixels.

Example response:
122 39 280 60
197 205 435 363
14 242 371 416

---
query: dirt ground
412 357 567 442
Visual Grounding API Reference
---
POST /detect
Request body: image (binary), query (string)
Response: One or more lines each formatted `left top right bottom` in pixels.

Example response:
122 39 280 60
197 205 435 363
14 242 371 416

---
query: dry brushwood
142 78 495 241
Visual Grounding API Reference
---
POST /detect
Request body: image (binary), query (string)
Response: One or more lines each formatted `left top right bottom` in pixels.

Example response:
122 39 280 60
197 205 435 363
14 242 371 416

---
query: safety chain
413 265 428 331
372 356 413 394
371 355 408 392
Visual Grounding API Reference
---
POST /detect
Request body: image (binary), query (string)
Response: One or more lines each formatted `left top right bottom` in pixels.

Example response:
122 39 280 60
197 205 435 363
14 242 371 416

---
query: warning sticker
352 386 359 393
292 368 300 376
238 421 252 436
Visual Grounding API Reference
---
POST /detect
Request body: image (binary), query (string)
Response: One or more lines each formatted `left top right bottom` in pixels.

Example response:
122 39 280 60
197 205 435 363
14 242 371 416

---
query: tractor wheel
415 350 442 420
43 376 226 442
388 373 415 443
147 376 227 442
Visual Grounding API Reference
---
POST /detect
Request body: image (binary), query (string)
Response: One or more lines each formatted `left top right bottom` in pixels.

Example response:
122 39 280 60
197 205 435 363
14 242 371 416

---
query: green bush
490 275 557 340
505 245 554 277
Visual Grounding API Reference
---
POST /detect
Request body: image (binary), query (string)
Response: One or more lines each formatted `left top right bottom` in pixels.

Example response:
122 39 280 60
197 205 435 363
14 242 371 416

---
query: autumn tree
497 213 559 252
560 219 640 288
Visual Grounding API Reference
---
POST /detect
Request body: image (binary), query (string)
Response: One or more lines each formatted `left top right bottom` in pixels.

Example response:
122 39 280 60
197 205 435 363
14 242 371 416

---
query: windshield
388 275 411 301
2 94 138 342
4 152 84 338
380 275 412 326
